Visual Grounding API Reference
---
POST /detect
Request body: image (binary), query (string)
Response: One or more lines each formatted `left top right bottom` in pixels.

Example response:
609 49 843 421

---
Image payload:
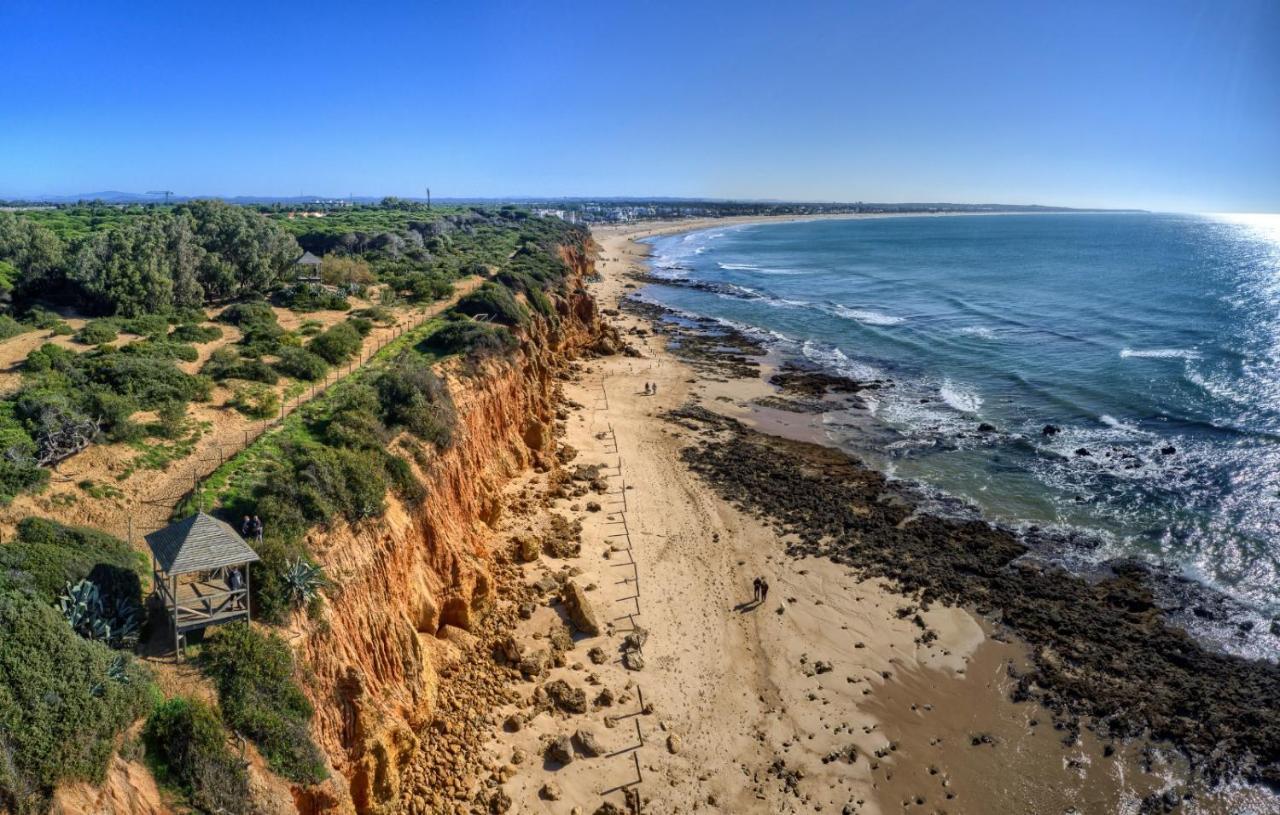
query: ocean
639 212 1280 660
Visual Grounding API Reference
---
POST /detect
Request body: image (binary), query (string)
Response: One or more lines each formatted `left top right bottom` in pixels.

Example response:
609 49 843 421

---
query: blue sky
1 0 1277 211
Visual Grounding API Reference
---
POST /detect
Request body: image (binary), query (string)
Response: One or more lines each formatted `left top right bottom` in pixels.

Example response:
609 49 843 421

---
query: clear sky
2 0 1277 212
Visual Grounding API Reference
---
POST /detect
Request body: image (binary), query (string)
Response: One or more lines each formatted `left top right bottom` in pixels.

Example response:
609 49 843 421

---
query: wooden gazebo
145 512 260 657
295 250 323 284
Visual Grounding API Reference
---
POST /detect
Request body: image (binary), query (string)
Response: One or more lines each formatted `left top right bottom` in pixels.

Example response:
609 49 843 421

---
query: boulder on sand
561 580 602 636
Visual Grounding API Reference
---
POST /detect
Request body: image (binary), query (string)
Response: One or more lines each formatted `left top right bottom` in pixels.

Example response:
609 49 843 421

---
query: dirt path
0 276 483 542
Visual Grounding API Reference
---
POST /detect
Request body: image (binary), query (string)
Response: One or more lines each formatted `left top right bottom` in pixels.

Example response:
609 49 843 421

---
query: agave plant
282 558 327 609
58 579 142 648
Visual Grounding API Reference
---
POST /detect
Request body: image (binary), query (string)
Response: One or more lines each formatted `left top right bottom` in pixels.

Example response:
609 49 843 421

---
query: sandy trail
482 223 1255 814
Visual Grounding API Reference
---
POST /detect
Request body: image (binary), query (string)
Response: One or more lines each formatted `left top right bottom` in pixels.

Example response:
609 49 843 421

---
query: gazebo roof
145 512 260 576
295 250 323 267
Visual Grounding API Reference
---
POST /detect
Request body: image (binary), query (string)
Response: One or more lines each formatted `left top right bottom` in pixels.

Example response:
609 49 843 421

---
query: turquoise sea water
640 213 1280 657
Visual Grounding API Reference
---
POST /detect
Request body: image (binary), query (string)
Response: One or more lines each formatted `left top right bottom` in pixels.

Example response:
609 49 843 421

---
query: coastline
477 220 1278 813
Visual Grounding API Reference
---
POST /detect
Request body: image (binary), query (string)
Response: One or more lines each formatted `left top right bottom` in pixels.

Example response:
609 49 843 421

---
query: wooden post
172 574 180 662
245 562 252 623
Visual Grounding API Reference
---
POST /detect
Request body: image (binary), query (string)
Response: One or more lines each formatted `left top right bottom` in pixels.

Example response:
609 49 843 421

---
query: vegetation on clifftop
0 519 154 814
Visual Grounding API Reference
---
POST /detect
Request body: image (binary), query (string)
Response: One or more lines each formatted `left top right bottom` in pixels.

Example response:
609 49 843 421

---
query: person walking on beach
752 576 762 603
759 577 770 603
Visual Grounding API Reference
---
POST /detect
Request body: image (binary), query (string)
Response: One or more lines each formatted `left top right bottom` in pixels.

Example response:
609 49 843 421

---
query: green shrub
85 353 210 407
0 315 29 341
220 302 284 355
347 316 373 337
0 588 152 814
374 353 455 447
201 348 280 385
168 323 222 344
74 320 119 345
455 282 528 327
403 274 453 303
229 383 280 420
0 517 145 603
217 301 276 328
306 322 361 365
320 383 387 452
282 286 349 313
23 343 77 373
143 697 250 815
118 339 199 363
424 319 517 359
351 306 394 325
383 454 425 502
497 270 556 320
117 314 169 338
272 347 328 381
23 307 70 332
200 624 326 784
254 443 388 531
168 307 209 325
153 400 188 440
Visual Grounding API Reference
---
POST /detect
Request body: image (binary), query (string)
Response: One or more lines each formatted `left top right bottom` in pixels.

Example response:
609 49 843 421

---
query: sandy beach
472 220 1271 814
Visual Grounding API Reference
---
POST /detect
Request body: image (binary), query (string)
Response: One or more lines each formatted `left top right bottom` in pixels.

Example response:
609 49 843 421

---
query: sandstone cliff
287 244 609 813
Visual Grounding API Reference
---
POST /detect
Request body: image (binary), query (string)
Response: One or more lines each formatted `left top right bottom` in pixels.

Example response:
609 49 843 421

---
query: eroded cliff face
292 246 609 814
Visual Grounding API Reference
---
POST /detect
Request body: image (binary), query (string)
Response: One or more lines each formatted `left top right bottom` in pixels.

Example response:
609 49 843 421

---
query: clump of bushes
272 347 328 381
119 339 199 363
201 348 279 385
347 316 373 337
374 352 455 447
0 314 29 341
24 307 72 335
0 517 145 603
229 383 280 419
497 269 556 321
0 568 152 813
200 624 326 784
351 306 394 325
143 697 250 815
454 282 528 327
7 339 212 485
219 301 284 355
74 319 119 345
168 323 222 344
306 322 362 365
227 383 278 419
116 314 169 338
424 319 518 360
282 286 349 313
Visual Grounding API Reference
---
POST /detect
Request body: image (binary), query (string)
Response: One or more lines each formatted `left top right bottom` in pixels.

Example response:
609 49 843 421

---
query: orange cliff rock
288 244 617 814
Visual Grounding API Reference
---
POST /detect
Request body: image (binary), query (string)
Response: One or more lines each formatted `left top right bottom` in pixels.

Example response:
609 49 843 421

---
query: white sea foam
829 304 905 326
800 340 880 380
717 261 801 275
939 379 982 413
958 326 997 340
1120 348 1201 360
1099 414 1148 436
